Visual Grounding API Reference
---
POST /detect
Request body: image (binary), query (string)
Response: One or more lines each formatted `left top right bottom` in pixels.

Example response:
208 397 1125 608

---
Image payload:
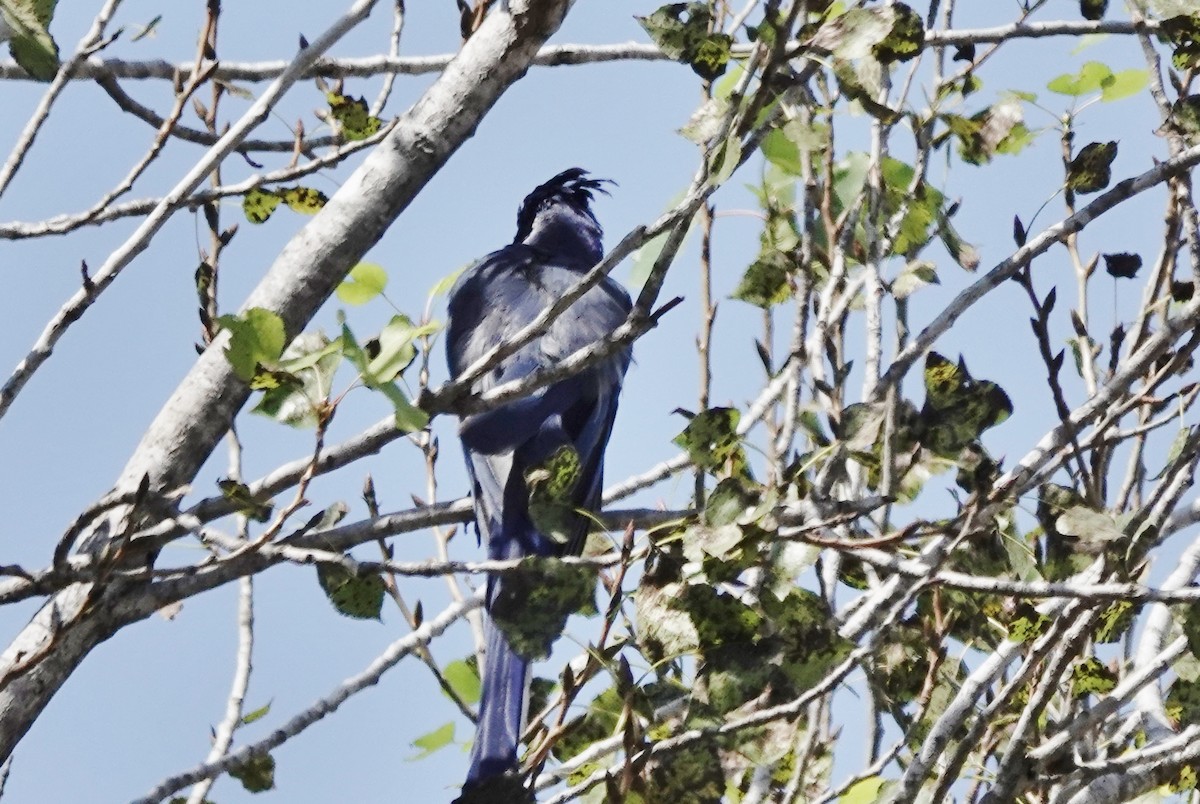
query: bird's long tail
465 617 529 786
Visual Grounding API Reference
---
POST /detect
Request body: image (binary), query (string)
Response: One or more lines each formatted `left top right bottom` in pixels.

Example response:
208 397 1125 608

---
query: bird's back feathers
447 169 631 794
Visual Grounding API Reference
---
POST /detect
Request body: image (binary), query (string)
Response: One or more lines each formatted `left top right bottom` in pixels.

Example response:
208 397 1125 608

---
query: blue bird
446 169 632 794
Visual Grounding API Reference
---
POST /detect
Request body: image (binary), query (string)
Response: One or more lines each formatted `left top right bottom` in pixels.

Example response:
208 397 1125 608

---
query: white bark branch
0 0 576 764
0 0 387 422
0 20 1161 83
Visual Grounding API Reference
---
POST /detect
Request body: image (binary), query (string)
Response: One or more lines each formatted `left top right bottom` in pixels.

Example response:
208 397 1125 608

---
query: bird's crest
513 168 612 245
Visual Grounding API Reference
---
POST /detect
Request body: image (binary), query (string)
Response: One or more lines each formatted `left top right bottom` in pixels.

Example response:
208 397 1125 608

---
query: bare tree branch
0 0 578 764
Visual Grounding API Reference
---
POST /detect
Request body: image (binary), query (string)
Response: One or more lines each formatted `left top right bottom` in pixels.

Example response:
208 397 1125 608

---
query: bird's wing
448 248 630 542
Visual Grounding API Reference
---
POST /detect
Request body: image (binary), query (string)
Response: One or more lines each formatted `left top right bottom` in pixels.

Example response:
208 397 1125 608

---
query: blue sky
0 1 1182 801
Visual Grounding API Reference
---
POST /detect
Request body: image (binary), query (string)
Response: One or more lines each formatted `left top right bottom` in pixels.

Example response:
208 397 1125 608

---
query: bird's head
513 168 612 265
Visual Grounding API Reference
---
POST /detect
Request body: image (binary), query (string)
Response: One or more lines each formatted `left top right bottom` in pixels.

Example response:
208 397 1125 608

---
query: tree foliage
4 1 1200 803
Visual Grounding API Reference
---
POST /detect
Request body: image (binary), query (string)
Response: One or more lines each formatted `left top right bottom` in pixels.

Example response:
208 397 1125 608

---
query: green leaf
326 91 383 141
306 501 349 533
952 95 1026 166
491 557 596 658
1056 506 1124 545
629 230 670 289
832 151 870 209
680 524 743 573
409 722 455 760
526 445 584 545
218 307 287 384
782 118 830 153
1167 677 1200 727
1038 483 1097 580
1161 14 1200 72
637 5 695 59
920 352 1013 458
938 209 981 271
1095 600 1136 643
1072 656 1117 696
366 315 438 384
254 331 341 428
316 563 385 620
217 478 274 523
1161 427 1195 480
767 588 855 693
995 512 1040 583
1007 603 1051 642
1100 68 1148 102
555 687 627 762
278 334 344 374
637 580 700 663
994 122 1035 156
895 196 938 258
873 2 924 64
837 402 886 451
708 136 742 185
924 352 993 414
1171 764 1200 794
19 0 53 27
636 3 732 80
1046 61 1112 96
279 186 328 215
130 14 162 42
732 251 792 308
892 259 939 299
870 623 928 706
833 59 903 125
242 187 281 224
629 192 695 288
1066 141 1117 194
429 265 466 298
689 32 732 81
240 702 271 726
819 7 895 61
712 60 746 101
336 262 388 305
341 321 431 432
1178 604 1200 661
753 174 800 254
1070 33 1108 55
647 741 724 802
841 777 888 804
678 584 761 656
761 128 802 175
672 407 747 477
382 383 430 432
247 367 302 394
683 522 753 572
1 0 59 81
703 477 759 528
1161 95 1200 145
443 659 482 705
229 751 275 793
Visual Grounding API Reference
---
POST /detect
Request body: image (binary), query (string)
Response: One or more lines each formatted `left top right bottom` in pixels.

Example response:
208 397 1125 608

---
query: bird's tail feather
465 617 529 786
